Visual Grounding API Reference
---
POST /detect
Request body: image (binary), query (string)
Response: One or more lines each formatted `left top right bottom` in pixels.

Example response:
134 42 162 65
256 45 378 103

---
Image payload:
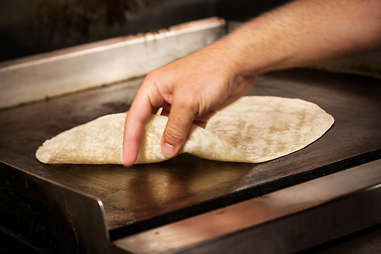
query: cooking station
1 17 381 254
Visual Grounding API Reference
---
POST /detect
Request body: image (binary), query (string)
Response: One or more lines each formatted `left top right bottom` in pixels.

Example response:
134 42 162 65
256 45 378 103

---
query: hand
123 42 256 166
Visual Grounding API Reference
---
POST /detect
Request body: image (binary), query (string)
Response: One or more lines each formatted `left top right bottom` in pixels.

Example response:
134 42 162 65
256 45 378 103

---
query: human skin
123 0 381 166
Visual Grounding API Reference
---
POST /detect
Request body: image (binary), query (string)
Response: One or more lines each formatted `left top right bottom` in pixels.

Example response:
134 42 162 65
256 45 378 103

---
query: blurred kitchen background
1 0 380 77
0 0 284 61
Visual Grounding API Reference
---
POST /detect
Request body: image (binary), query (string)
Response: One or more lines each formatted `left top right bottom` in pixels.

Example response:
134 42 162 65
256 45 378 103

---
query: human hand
123 42 256 166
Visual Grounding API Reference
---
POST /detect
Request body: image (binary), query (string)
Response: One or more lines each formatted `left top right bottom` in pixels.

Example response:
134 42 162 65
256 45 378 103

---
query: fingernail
163 142 176 157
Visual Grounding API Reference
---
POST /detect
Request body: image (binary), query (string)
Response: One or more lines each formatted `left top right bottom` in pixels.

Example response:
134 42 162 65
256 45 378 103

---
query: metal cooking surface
0 69 380 231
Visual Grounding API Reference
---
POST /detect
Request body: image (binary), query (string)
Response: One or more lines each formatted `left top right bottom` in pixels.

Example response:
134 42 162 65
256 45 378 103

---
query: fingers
123 83 163 166
123 98 150 166
192 111 215 128
159 102 171 116
161 98 196 158
161 103 214 128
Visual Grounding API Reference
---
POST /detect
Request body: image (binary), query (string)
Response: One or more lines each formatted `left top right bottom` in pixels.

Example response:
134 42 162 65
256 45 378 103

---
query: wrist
217 25 283 78
210 35 262 80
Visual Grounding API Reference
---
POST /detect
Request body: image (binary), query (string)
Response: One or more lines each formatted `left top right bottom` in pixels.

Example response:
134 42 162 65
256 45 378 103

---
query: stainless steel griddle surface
0 69 380 232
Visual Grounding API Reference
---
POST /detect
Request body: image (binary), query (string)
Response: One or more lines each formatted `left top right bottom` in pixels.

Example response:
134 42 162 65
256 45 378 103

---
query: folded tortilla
36 96 334 165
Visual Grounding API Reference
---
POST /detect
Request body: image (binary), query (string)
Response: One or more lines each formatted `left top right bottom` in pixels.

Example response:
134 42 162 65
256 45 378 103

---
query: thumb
161 99 196 158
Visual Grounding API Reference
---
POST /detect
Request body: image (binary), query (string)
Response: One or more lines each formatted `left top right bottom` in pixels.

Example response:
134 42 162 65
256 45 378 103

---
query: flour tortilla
36 96 334 165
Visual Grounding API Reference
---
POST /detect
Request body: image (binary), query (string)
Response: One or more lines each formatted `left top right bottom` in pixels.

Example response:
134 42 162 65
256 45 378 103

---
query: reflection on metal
114 159 381 254
0 17 225 109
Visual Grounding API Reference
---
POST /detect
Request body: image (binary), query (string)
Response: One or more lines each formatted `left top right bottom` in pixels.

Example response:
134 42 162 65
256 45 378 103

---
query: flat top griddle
0 69 380 233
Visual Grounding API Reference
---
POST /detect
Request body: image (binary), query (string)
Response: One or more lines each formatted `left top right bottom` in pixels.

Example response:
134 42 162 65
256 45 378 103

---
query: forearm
218 0 381 75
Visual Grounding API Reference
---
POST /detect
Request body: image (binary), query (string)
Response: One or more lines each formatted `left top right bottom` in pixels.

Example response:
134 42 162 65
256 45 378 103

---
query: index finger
123 86 162 166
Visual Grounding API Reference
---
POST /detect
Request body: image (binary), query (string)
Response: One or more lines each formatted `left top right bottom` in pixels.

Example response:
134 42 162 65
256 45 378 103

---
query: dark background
0 0 286 62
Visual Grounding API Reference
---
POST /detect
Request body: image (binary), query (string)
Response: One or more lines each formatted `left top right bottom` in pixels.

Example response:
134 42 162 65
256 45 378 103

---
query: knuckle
144 70 161 84
165 124 186 145
176 95 196 112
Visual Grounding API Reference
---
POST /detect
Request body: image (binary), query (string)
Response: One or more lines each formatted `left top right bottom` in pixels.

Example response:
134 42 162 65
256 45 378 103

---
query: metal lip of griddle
0 162 111 254
0 17 226 110
3 158 381 254
1 17 381 254
114 159 381 254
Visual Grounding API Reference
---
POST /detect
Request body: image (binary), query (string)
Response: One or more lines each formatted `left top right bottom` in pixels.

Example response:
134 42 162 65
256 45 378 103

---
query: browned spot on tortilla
275 142 287 153
268 122 290 134
295 110 307 129
262 147 270 156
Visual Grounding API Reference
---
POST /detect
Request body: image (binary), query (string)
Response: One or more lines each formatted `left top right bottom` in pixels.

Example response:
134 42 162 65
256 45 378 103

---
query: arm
223 0 381 74
123 0 381 166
